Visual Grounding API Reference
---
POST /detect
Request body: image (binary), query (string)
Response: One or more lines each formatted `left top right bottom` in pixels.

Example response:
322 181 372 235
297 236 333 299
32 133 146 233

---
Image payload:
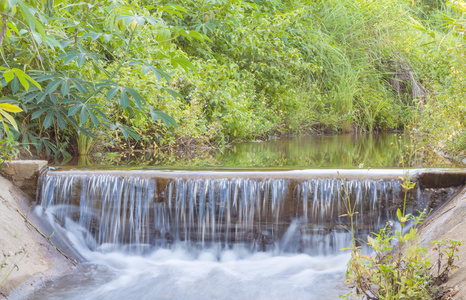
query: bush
341 174 463 299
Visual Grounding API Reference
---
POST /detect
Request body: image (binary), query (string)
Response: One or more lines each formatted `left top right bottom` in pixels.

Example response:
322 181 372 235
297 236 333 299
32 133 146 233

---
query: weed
0 236 27 290
0 132 19 170
341 173 463 299
432 239 464 286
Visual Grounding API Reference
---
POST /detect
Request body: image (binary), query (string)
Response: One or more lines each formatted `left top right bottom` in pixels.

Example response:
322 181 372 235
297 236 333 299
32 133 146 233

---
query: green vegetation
0 0 464 161
0 103 22 167
0 235 27 289
341 174 463 299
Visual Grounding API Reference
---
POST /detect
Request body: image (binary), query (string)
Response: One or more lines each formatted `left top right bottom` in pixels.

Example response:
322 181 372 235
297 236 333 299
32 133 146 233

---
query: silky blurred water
31 206 351 299
31 166 447 300
31 245 349 300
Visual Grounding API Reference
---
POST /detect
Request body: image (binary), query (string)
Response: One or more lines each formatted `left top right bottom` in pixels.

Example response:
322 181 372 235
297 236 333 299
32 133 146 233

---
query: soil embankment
0 166 73 299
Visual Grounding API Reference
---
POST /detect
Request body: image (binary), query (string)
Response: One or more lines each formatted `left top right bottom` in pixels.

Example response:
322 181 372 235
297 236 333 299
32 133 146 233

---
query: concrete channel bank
418 185 466 299
0 161 73 299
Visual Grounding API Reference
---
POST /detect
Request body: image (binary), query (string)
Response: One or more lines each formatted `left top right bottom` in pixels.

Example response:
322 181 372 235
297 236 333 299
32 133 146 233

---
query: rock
1 160 48 199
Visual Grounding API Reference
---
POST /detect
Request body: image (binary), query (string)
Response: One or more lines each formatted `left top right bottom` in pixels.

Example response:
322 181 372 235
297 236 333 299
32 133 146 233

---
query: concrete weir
41 167 466 186
37 168 465 254
2 160 48 199
4 164 466 199
418 185 466 299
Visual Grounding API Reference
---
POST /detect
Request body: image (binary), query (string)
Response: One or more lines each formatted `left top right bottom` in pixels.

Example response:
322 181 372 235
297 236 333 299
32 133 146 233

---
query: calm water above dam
74 133 457 169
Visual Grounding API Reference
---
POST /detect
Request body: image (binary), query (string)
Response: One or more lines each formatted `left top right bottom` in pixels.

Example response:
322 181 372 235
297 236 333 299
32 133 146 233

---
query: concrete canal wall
0 161 73 299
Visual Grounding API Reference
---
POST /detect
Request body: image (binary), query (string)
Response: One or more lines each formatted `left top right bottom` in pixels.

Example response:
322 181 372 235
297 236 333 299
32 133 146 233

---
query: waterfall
38 171 427 256
292 179 404 255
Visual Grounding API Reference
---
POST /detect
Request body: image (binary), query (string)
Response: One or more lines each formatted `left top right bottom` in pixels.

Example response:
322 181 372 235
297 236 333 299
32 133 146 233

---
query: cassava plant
0 101 23 168
0 0 200 161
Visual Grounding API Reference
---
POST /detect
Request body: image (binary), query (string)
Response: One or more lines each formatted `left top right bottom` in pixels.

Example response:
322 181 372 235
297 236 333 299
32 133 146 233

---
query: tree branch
0 15 10 68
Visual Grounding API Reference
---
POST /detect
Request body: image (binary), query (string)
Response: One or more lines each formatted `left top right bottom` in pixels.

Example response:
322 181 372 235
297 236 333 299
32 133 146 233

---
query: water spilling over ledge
37 169 462 256
29 168 464 300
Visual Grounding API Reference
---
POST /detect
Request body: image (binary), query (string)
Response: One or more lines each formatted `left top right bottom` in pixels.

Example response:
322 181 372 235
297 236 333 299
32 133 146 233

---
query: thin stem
0 251 26 288
0 12 45 70
402 181 408 218
0 15 11 68
350 214 356 250
83 28 136 104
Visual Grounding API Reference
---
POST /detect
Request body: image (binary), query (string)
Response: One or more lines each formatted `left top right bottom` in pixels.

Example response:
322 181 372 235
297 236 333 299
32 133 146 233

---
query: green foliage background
0 0 465 161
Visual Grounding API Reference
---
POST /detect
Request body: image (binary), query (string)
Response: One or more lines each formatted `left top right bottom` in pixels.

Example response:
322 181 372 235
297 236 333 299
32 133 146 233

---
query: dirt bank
0 175 73 299
419 185 466 299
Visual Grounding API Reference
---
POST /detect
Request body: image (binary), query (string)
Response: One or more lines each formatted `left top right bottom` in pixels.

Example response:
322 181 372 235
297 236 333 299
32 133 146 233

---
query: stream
29 134 460 299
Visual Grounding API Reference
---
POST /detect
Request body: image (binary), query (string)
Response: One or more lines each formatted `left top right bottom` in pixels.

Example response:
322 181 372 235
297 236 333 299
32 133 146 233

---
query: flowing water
29 167 459 300
29 134 461 299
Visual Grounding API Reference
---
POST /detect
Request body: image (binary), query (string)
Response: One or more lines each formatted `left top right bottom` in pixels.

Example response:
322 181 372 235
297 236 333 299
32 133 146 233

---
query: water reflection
222 134 406 168
75 134 455 169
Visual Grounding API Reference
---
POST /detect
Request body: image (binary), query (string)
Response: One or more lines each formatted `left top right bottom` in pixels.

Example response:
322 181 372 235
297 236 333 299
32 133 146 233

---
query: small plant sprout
432 239 463 285
337 172 360 251
0 236 27 289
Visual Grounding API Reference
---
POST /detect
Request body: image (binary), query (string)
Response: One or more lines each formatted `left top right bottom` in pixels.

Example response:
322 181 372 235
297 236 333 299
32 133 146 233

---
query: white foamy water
28 167 459 300
32 247 349 300
30 209 350 300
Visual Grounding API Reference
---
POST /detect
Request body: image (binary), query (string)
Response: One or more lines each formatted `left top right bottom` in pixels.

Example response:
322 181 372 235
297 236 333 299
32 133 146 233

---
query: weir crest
37 169 460 256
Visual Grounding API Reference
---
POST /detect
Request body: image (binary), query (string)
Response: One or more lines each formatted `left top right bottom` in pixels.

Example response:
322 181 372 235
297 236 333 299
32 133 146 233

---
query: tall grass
300 0 423 132
92 0 466 153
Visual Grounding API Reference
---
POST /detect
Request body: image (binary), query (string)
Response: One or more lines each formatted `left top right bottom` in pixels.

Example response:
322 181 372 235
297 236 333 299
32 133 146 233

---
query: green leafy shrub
1 0 465 159
0 0 198 160
341 174 463 299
